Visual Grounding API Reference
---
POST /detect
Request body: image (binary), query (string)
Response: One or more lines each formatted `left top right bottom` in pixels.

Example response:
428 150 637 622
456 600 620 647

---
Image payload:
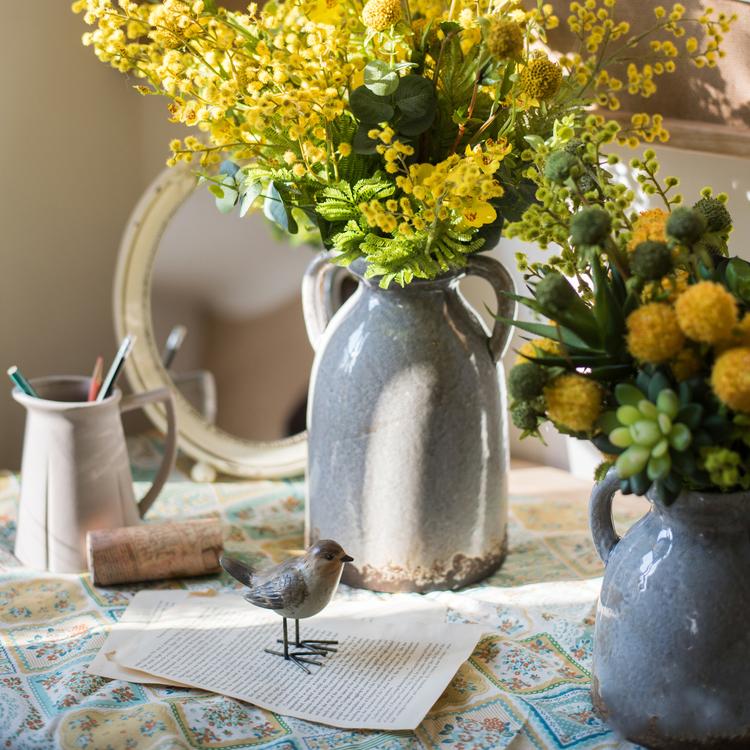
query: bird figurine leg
290 618 338 655
264 618 324 674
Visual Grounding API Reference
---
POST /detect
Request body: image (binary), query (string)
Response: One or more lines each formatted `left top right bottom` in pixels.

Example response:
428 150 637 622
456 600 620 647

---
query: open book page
114 593 483 730
87 590 192 685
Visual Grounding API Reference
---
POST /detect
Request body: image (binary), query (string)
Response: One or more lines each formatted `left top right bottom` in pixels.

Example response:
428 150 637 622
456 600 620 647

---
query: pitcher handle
302 252 349 352
589 468 621 564
465 255 516 361
120 386 178 518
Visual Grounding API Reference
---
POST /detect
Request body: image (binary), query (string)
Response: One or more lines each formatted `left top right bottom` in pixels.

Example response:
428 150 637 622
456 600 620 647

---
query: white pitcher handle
120 387 177 518
465 255 516 361
589 468 622 564
302 252 349 352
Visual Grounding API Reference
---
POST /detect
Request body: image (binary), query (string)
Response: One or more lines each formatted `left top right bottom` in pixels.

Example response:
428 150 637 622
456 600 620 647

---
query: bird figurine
220 540 353 673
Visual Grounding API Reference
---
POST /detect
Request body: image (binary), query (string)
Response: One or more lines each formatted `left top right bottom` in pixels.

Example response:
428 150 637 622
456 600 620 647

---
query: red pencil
87 356 104 402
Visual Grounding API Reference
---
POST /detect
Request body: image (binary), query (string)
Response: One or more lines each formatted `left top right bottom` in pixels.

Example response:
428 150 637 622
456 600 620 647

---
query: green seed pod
508 363 547 401
693 196 732 233
570 206 612 246
544 151 580 184
666 206 707 245
630 241 673 281
511 401 539 431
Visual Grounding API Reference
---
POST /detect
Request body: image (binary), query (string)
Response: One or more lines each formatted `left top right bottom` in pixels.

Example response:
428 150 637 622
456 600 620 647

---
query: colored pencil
162 325 187 369
7 366 38 398
97 336 135 402
87 356 104 402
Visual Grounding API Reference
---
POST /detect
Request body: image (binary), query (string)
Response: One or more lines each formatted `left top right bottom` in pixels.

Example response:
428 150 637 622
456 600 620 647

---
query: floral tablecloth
0 439 649 750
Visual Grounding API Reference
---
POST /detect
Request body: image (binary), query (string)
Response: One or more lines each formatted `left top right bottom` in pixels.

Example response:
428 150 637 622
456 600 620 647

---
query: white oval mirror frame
114 165 307 478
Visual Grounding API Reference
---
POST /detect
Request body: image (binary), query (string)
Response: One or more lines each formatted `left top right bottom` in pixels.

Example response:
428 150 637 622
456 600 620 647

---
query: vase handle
302 252 349 352
589 468 622 565
465 255 516 361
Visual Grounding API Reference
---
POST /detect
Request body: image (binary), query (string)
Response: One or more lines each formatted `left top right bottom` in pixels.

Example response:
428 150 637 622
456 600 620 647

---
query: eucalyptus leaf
239 181 263 217
353 124 379 154
263 182 297 233
364 60 399 97
214 180 239 214
393 75 435 118
396 111 435 136
219 160 240 177
350 85 394 123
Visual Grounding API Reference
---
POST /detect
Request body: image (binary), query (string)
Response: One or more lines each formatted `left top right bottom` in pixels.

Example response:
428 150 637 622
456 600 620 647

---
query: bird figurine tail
220 554 255 587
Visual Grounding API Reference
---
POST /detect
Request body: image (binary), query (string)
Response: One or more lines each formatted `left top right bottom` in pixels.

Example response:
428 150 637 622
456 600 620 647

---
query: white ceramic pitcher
12 376 177 573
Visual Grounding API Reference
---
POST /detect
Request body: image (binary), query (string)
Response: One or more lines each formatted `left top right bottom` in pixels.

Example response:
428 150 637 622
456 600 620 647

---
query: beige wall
0 4 162 469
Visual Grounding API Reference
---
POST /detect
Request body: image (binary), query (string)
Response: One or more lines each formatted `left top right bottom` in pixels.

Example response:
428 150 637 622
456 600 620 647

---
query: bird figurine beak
341 554 354 563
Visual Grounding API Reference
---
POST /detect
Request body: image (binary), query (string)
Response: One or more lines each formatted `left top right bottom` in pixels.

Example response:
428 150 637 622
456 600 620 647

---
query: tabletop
0 440 649 750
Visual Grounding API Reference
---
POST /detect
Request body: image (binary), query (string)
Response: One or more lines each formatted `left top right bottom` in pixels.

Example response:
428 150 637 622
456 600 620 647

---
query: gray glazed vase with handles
302 252 516 593
589 468 750 748
12 376 178 574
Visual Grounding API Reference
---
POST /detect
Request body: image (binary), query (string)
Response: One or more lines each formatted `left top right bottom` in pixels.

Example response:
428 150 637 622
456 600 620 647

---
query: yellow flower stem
432 28 458 89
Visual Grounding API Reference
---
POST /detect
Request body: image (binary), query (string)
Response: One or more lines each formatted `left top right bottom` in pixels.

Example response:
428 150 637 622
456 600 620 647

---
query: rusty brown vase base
592 678 750 749
338 534 508 594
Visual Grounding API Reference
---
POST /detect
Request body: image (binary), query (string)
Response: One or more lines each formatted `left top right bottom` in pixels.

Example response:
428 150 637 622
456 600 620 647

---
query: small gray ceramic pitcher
12 376 177 573
589 469 750 748
302 253 515 593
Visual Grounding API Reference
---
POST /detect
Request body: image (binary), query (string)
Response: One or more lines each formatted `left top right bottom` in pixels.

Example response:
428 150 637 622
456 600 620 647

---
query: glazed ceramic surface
590 469 750 748
12 376 177 573
302 253 515 592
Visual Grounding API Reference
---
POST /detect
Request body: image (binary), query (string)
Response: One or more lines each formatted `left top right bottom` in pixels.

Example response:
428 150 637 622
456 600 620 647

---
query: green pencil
7 366 38 398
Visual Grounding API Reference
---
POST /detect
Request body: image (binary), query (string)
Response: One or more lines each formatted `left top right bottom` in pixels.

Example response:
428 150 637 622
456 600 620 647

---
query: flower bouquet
505 131 749 503
74 0 730 286
504 129 750 744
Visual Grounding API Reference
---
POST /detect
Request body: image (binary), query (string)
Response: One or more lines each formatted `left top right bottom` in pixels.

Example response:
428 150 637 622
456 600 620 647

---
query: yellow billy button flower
626 303 685 364
338 143 352 157
674 281 738 344
670 347 702 382
712 347 750 413
628 208 668 251
515 338 563 365
544 374 602 434
362 0 401 31
486 18 524 61
519 53 562 100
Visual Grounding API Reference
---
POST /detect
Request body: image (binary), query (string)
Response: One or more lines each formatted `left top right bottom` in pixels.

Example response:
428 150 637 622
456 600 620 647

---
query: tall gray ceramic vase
302 252 516 593
589 469 750 748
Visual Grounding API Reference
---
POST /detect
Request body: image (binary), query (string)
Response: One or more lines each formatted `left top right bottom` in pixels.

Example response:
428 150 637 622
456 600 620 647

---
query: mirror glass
151 187 316 441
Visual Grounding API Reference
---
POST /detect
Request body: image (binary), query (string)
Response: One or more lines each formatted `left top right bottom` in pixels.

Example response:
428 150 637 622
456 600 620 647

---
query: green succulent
630 240 672 281
604 383 691 485
594 368 732 503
